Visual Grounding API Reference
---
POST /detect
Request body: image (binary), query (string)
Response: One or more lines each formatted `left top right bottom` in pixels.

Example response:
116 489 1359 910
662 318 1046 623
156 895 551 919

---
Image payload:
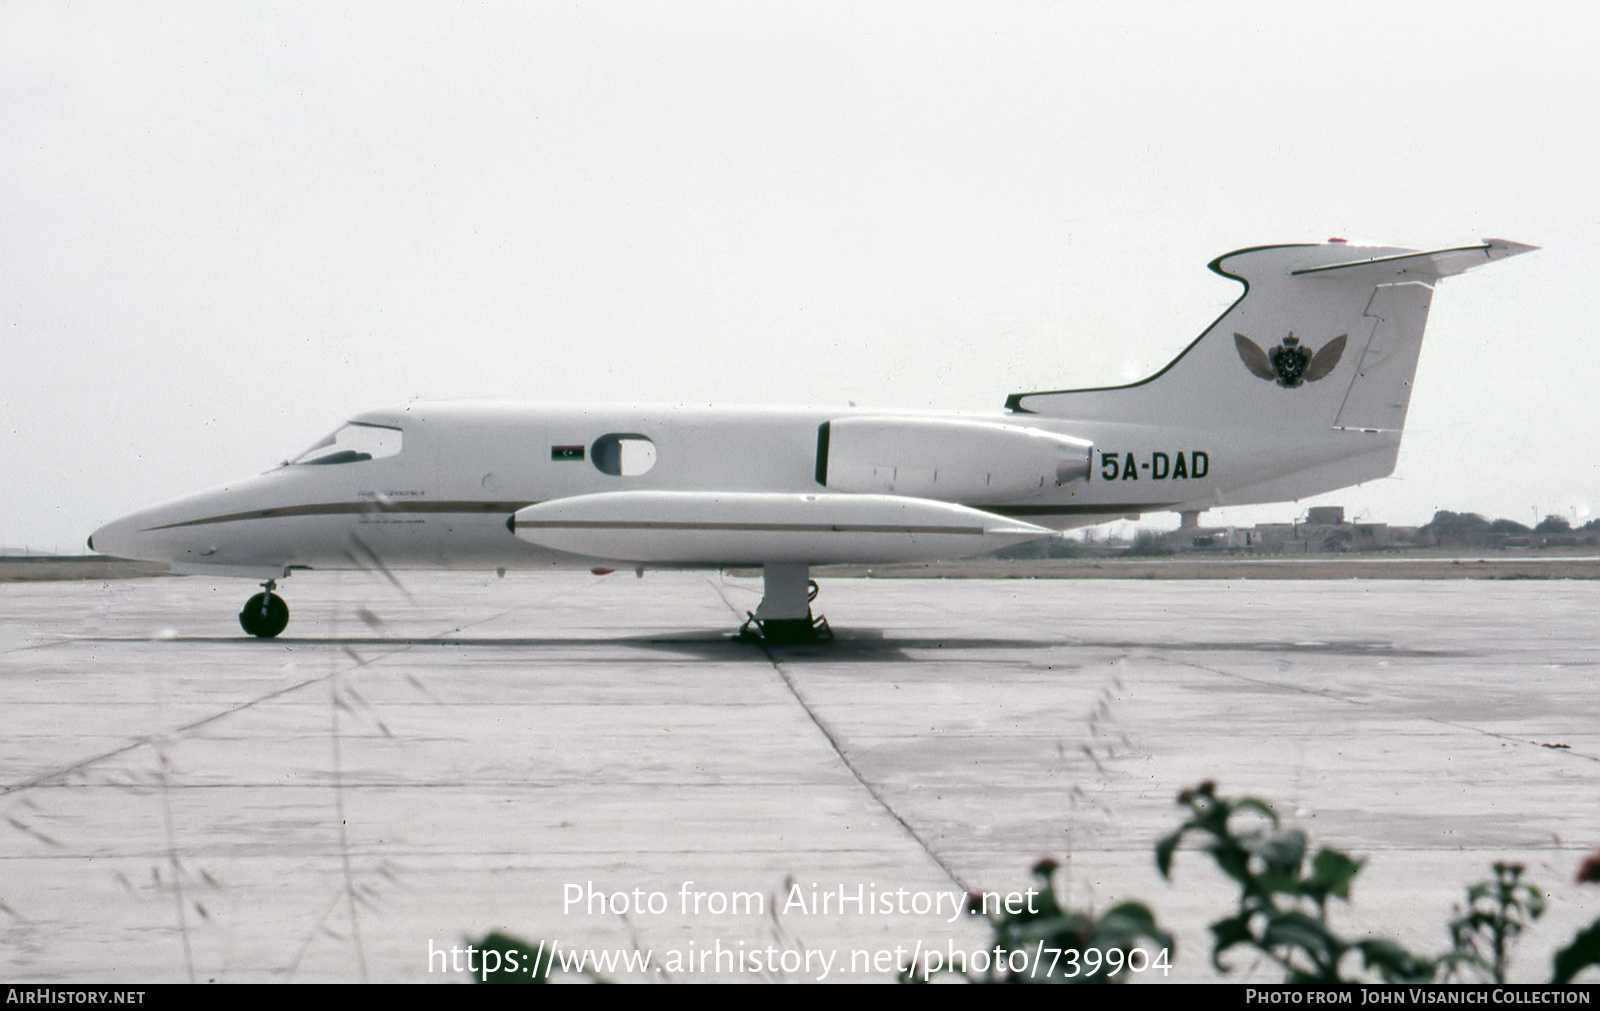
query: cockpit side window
290 423 403 466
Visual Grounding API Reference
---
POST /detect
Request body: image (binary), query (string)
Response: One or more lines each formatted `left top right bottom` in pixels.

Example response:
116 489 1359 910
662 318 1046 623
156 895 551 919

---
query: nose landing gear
239 579 290 638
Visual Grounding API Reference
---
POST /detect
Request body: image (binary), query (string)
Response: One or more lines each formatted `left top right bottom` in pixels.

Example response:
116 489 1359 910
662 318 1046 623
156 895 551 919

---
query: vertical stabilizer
1006 239 1535 435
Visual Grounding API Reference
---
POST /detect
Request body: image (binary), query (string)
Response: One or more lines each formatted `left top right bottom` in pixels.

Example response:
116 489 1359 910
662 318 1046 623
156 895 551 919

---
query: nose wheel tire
239 591 290 638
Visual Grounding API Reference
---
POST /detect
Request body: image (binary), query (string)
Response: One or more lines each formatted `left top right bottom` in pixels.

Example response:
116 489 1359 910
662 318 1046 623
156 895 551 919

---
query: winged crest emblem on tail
1234 332 1347 388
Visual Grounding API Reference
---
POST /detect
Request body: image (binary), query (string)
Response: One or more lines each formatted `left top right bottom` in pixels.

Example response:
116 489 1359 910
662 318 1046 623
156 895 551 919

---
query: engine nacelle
817 417 1092 503
510 491 1051 565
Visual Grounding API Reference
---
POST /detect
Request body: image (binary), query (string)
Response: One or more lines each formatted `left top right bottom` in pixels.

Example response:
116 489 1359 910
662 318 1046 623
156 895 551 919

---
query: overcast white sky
2 2 1593 552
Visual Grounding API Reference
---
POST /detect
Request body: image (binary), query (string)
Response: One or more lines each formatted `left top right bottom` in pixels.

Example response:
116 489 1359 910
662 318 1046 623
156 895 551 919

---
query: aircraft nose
89 519 122 558
89 512 152 561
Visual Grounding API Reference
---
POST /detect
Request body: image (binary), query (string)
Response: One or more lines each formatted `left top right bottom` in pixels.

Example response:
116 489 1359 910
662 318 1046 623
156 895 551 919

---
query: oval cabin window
591 434 657 476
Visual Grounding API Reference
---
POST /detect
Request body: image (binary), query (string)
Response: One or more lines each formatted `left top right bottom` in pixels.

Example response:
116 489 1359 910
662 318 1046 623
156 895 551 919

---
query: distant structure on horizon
1174 507 1593 555
999 507 1596 560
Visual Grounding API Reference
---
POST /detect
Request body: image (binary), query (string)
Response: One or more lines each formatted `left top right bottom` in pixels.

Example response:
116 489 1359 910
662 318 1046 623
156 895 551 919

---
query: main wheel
239 592 290 638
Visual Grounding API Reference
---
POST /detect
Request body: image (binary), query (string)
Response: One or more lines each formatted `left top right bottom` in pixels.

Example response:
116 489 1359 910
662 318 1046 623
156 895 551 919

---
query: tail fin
1006 239 1536 432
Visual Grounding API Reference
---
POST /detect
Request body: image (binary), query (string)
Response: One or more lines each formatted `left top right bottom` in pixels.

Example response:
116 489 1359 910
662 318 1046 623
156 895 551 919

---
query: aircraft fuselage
96 401 1326 577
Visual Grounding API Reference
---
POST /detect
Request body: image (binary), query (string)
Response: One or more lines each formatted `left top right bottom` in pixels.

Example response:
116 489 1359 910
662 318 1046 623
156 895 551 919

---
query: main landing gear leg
740 562 832 644
239 579 290 639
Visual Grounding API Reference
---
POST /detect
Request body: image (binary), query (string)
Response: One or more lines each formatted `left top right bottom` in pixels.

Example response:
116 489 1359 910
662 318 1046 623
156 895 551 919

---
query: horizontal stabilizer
1290 238 1538 280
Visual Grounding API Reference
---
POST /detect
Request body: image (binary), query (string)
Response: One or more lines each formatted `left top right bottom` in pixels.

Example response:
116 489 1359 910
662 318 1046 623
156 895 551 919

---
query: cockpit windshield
288 423 403 466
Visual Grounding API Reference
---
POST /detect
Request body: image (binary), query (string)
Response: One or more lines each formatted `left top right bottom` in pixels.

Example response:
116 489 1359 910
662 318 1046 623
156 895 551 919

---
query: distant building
1249 523 1302 552
1353 523 1392 549
1080 504 1596 563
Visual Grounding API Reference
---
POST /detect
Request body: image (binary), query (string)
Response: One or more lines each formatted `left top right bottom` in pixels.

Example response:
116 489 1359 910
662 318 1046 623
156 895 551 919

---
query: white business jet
90 239 1534 641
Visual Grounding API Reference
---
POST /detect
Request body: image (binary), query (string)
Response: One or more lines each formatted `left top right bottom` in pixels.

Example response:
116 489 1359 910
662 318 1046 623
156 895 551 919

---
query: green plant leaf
1262 910 1341 971
1233 797 1280 825
1309 849 1362 899
472 932 551 984
1553 920 1600 984
1155 830 1181 879
1210 912 1253 970
1211 846 1254 887
1356 939 1435 983
1098 902 1175 951
1256 869 1305 899
1257 829 1307 875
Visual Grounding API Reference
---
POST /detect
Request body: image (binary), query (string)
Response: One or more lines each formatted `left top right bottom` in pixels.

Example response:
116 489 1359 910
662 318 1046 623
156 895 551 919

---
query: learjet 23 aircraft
90 238 1534 642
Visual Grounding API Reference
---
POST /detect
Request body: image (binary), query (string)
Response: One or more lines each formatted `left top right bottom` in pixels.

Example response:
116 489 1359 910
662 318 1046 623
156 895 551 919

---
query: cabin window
591 434 657 476
290 423 402 466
